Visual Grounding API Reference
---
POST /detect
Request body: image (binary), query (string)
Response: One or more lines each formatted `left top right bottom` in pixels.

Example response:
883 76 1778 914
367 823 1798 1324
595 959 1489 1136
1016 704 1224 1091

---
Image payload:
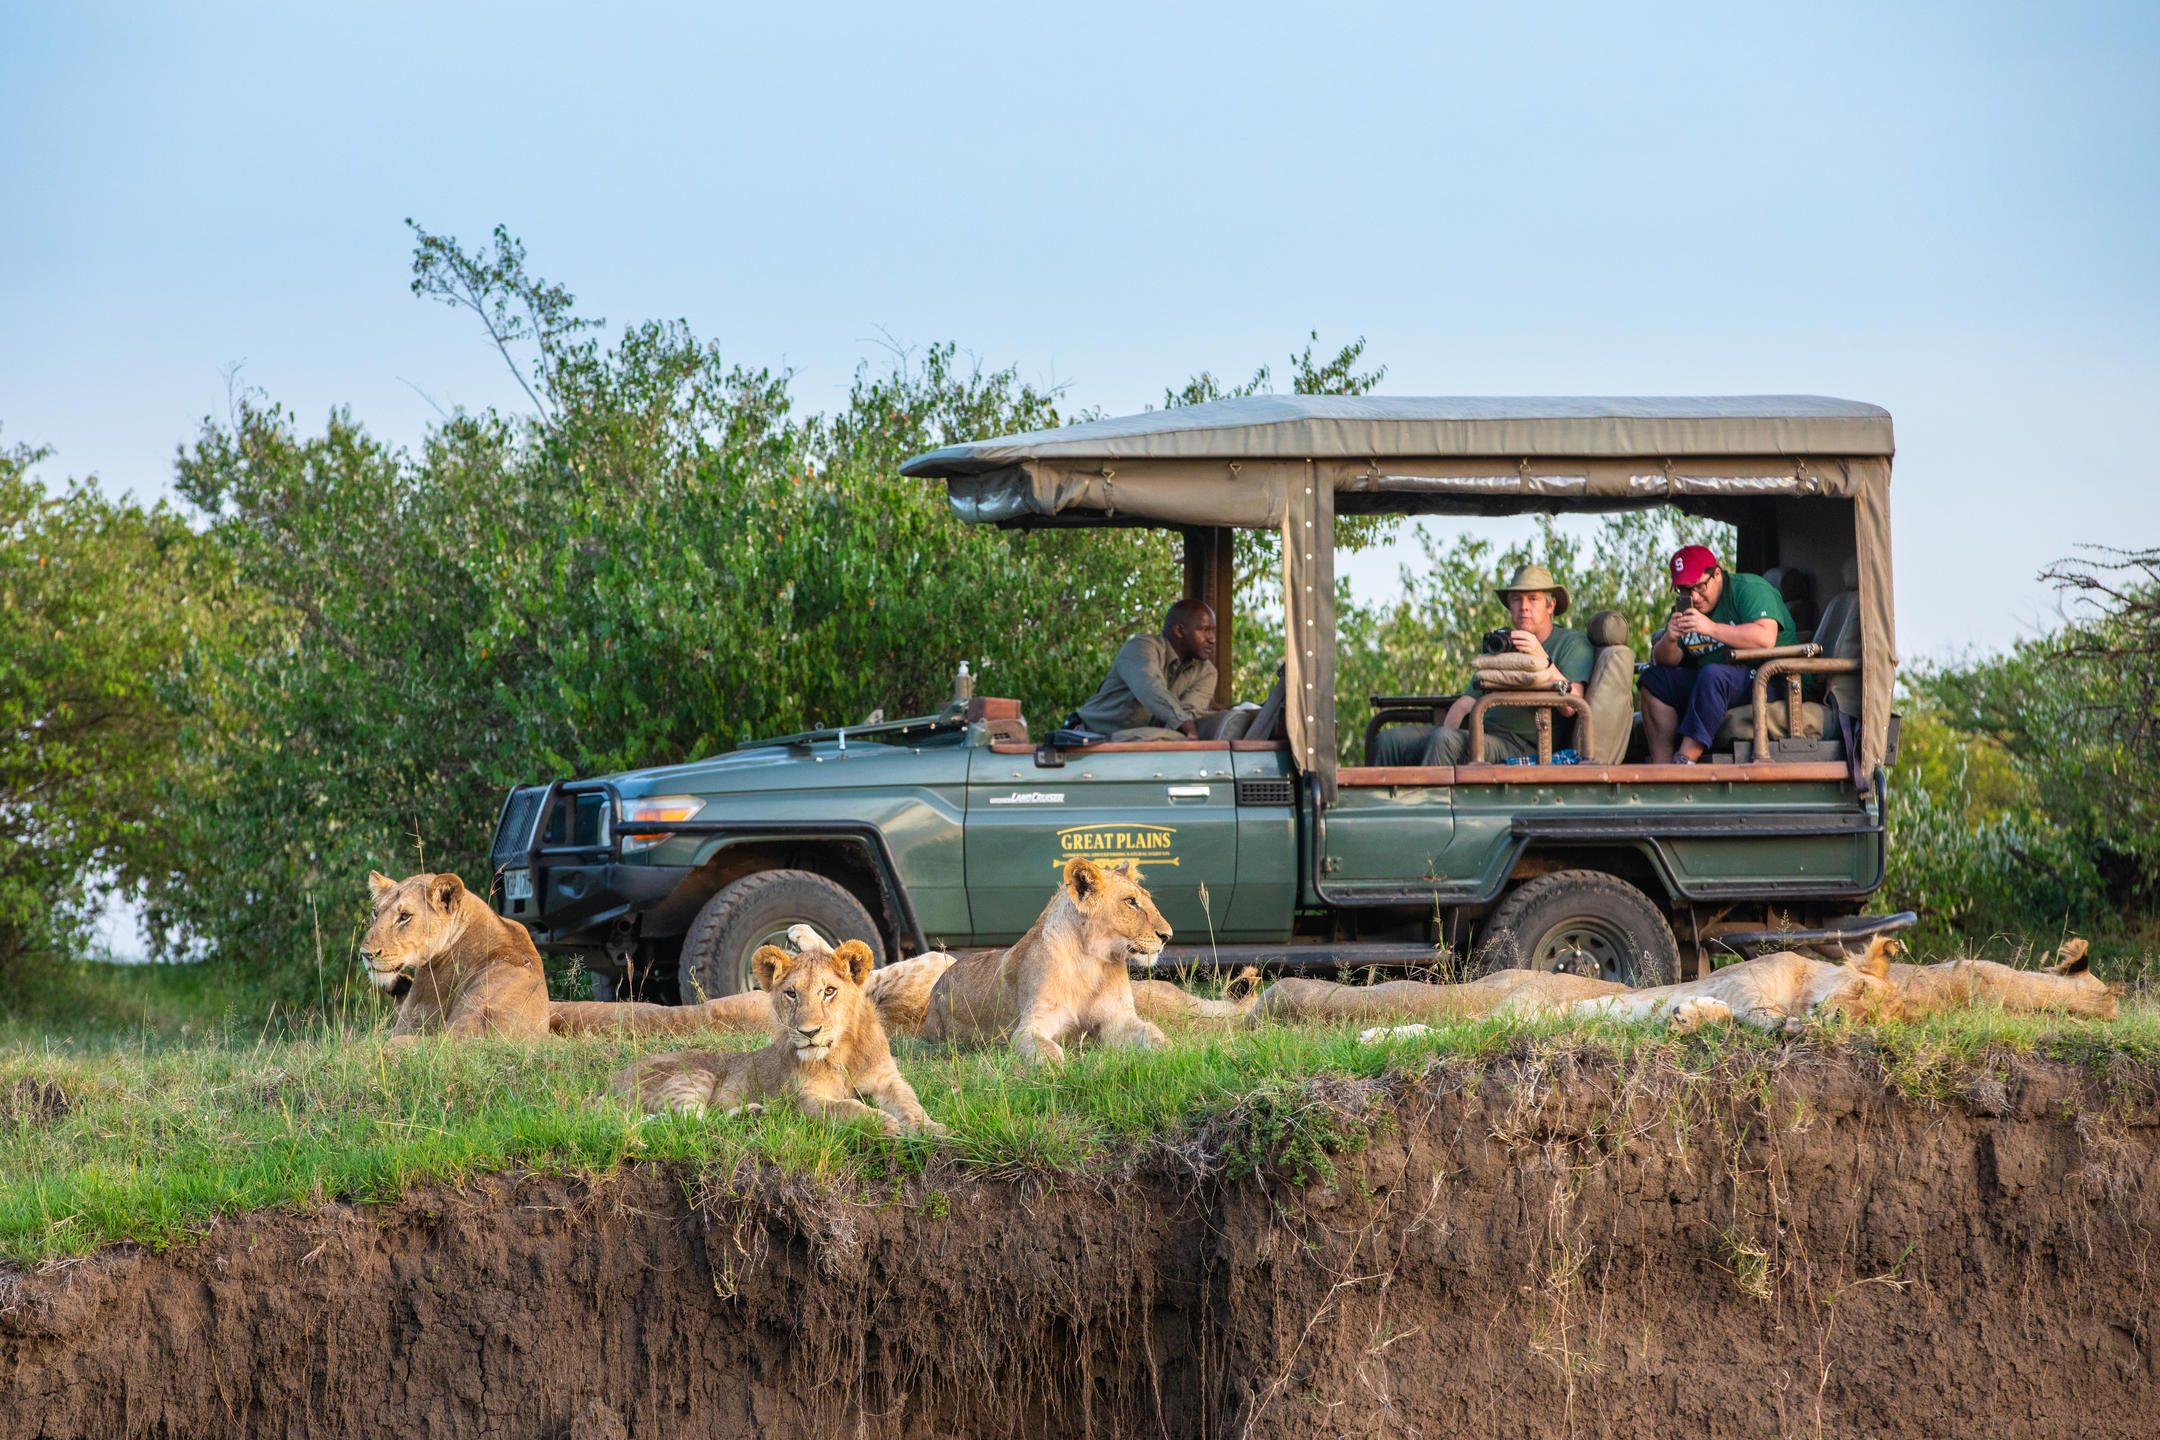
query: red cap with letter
1669 545 1719 587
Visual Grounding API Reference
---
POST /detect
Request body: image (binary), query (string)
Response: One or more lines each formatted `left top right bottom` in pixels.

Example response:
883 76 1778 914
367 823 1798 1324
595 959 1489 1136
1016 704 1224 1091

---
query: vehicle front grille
1236 778 1295 807
492 786 548 870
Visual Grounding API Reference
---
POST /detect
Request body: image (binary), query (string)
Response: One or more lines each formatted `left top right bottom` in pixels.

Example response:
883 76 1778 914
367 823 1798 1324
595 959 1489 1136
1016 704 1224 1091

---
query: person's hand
1668 608 1706 638
1509 630 1550 668
1179 719 1200 740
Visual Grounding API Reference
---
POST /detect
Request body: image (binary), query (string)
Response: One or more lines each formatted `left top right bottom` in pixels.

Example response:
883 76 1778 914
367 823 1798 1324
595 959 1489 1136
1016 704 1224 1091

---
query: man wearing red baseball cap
1639 545 1795 764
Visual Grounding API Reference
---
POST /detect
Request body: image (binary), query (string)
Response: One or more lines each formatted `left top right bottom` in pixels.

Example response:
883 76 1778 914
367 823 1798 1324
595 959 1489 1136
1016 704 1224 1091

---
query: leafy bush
153 229 1187 988
0 436 232 971
1884 548 2160 957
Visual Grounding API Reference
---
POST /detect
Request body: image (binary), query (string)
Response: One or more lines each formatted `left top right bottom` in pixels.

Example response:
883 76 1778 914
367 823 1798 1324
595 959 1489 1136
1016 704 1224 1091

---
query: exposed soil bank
4 1046 2158 1439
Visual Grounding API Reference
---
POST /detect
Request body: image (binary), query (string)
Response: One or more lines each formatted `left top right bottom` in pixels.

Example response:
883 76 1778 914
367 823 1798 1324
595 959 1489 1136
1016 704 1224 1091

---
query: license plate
503 867 534 902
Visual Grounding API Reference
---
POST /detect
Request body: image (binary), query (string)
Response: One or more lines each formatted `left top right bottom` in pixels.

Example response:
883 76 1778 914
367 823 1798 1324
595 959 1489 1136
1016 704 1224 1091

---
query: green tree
0 435 231 972
159 228 1181 986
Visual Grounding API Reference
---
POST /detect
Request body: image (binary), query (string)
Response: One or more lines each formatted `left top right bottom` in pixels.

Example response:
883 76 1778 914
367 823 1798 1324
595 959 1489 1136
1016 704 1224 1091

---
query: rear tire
589 970 617 1002
677 869 885 1001
1480 870 1677 987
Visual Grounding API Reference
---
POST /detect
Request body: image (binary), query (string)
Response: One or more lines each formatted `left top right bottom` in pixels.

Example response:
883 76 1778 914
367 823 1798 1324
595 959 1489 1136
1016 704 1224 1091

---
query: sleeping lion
1569 936 1908 1033
1891 937 2117 1020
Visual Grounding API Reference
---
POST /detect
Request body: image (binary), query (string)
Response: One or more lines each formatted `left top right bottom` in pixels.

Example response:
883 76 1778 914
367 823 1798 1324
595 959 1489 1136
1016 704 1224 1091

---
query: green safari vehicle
488 396 1910 1000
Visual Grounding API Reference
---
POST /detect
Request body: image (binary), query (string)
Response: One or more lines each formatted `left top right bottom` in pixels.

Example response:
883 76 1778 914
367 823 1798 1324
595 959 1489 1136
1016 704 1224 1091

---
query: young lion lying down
1253 969 1632 1026
365 870 550 1042
1569 936 1907 1033
919 857 1171 1062
609 940 942 1136
1891 937 2117 1020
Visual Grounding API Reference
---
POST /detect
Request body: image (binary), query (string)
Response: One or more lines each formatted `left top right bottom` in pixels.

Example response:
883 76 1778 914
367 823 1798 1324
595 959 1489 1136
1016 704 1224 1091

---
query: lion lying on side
365 870 549 1042
919 857 1170 1062
609 940 941 1137
1569 936 1907 1033
1891 938 2117 1020
1252 969 1632 1026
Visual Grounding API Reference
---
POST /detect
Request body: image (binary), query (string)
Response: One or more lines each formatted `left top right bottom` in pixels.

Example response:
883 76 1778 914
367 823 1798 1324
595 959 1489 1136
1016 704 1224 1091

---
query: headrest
1762 566 1814 603
1585 609 1629 648
1840 555 1860 590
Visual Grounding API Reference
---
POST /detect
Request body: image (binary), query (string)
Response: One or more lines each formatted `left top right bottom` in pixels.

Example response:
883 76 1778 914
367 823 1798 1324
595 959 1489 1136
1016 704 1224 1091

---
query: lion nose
1155 928 1172 943
797 1025 822 1040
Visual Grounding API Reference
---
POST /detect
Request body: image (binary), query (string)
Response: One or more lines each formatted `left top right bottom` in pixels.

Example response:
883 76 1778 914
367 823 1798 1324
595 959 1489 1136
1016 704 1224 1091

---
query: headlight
617 794 706 853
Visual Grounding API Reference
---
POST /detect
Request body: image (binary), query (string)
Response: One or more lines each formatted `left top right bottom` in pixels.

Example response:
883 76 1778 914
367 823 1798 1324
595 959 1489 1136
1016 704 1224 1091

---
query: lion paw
1668 998 1733 1035
722 1102 765 1119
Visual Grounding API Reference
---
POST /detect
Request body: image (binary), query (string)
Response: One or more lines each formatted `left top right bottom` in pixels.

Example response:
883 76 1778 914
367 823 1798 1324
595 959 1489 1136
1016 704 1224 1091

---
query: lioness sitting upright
364 870 549 1042
609 940 941 1137
919 857 1170 1062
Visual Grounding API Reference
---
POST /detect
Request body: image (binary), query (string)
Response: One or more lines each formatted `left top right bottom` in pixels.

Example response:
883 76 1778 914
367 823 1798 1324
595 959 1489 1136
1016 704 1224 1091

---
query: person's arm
1118 640 1202 730
1667 609 1779 653
1169 659 1218 739
1443 695 1474 728
1652 620 1685 667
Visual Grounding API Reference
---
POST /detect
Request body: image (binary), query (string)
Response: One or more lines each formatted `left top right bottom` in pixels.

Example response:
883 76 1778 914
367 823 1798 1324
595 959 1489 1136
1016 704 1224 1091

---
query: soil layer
4 1046 2157 1438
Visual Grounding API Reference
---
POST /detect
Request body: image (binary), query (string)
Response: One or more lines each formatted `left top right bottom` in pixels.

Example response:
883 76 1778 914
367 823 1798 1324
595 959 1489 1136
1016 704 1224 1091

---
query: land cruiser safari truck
489 396 1911 1001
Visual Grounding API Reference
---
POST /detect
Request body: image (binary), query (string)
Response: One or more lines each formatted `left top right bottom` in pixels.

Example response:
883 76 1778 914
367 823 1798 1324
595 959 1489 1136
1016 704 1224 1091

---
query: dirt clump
2 1043 2156 1438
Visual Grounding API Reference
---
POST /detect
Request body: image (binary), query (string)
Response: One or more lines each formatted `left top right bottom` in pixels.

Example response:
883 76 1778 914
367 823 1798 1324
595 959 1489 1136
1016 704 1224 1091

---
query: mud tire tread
678 868 884 1001
1480 869 1678 987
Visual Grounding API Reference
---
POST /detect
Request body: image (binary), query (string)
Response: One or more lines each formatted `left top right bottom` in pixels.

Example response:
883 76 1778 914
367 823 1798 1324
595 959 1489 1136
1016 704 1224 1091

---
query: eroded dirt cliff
4 1045 2156 1438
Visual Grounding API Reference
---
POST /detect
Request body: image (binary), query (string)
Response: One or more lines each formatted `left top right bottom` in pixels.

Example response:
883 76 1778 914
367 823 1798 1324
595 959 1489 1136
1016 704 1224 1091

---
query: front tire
1480 870 1678 987
677 869 885 1000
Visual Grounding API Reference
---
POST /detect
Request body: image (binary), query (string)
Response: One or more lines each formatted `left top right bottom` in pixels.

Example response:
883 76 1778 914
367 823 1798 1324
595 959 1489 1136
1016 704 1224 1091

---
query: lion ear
2052 938 2091 975
1853 936 1895 981
831 940 875 988
1064 856 1104 900
368 870 397 904
753 945 793 990
429 873 466 914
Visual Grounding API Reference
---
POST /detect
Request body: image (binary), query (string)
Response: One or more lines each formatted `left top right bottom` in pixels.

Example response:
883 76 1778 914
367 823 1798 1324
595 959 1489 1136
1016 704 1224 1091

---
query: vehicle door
964 742 1239 945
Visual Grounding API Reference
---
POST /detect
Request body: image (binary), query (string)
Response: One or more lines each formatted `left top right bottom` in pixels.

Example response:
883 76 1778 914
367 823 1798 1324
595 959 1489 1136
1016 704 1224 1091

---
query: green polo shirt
1676 572 1796 667
1473 626 1594 745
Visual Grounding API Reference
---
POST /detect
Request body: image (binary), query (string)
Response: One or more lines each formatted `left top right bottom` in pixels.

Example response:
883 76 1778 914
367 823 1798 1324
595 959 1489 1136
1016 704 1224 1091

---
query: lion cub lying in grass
1570 936 1907 1033
920 857 1171 1062
609 940 942 1137
1254 969 1631 1025
365 870 550 1042
1892 938 2117 1020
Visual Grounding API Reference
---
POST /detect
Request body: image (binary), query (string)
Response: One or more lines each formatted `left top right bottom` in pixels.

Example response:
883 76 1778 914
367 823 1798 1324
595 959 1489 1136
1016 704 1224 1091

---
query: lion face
362 870 472 995
1818 936 1909 1024
754 939 877 1063
1063 857 1172 969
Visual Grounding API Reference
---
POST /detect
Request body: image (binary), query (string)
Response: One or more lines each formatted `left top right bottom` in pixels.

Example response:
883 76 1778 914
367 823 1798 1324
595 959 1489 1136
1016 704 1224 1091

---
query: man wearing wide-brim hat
1372 563 1594 766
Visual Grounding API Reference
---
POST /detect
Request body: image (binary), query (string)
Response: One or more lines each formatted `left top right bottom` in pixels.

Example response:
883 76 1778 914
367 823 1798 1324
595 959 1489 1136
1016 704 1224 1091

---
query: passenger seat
1579 609 1636 764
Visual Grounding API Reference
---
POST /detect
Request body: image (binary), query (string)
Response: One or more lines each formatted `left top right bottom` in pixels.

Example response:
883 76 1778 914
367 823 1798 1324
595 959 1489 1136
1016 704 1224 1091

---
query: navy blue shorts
1638 662 1756 750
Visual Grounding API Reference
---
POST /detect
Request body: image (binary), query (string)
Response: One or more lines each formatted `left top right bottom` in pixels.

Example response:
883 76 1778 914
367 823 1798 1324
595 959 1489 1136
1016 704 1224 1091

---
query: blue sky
5 0 2155 657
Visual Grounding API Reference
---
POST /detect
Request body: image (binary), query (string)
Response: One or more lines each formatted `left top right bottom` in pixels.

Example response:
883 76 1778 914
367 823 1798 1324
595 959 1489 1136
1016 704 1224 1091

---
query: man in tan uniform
1074 599 1218 742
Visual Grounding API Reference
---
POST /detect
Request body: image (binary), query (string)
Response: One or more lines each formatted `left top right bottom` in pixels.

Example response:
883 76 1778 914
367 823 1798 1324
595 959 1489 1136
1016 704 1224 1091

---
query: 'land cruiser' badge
988 791 1065 805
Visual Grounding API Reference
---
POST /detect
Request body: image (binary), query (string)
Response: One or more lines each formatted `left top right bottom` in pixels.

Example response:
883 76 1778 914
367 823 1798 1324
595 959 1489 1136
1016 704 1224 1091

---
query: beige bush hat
1495 563 1570 617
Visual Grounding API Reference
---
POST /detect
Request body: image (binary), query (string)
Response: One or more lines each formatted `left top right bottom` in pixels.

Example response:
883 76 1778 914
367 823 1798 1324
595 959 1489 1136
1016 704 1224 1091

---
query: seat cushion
1716 701 1827 744
1581 644 1637 764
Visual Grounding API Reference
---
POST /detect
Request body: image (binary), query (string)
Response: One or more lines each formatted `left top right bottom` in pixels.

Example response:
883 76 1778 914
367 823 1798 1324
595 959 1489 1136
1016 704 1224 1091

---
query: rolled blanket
1471 654 1548 690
